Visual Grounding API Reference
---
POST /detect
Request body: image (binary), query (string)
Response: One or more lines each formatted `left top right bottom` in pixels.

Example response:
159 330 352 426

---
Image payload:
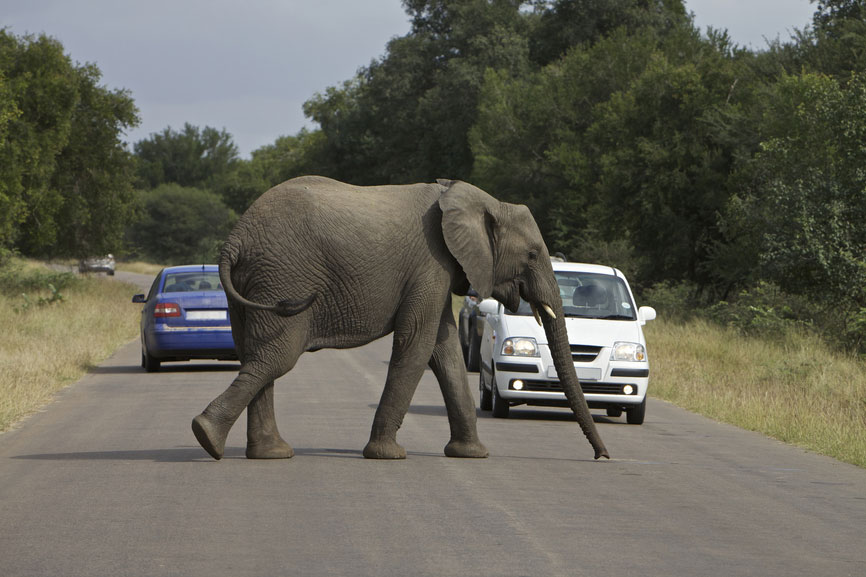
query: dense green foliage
125 184 236 264
0 30 138 261
4 0 866 352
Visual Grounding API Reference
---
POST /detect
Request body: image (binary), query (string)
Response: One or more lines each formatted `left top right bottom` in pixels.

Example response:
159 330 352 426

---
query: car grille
516 380 633 395
571 345 602 363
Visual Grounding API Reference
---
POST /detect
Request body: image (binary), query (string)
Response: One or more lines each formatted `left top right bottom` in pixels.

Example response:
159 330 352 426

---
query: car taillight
154 302 182 318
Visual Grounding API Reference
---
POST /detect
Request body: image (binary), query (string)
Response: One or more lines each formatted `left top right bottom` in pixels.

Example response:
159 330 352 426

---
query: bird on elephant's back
191 175 609 461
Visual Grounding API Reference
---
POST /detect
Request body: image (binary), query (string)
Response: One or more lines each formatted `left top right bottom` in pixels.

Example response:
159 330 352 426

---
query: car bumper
145 325 237 360
489 358 648 408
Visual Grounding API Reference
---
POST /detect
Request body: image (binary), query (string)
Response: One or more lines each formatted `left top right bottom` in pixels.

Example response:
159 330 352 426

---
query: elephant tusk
542 304 557 320
531 303 542 326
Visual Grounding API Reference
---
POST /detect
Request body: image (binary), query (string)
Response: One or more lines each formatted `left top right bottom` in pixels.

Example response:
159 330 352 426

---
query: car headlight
611 342 646 362
501 337 539 357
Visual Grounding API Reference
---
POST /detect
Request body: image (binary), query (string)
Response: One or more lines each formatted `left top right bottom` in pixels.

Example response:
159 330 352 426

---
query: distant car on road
132 265 237 372
478 261 656 424
79 254 115 275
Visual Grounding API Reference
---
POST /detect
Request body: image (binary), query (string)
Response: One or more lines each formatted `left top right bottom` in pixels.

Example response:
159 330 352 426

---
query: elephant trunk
541 304 610 460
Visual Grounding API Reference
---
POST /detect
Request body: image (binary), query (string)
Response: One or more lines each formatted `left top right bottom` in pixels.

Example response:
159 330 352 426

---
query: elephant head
439 180 610 459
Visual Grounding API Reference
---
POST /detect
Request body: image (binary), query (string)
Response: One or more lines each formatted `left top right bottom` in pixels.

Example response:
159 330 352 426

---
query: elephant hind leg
245 381 293 459
193 331 304 460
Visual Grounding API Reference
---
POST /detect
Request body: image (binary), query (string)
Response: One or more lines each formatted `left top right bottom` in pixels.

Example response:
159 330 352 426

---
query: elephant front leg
246 381 293 459
429 307 488 458
363 322 437 459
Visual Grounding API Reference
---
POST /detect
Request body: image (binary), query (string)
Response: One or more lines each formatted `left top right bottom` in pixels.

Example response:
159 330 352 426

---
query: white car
477 262 656 424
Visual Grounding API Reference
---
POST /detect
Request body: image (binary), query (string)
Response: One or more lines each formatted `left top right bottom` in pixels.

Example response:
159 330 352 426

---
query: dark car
132 265 237 372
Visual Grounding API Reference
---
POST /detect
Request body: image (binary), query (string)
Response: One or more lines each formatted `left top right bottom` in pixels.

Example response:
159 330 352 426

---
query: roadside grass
116 260 163 276
0 259 139 432
644 317 866 468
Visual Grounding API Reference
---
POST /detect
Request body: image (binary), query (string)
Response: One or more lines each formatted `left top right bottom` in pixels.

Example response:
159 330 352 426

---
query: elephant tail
218 241 316 317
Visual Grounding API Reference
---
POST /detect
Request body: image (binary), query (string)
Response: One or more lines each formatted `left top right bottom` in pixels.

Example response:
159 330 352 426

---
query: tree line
2 0 866 349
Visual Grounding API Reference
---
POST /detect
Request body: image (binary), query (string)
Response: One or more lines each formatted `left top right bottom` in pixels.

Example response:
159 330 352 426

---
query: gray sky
3 0 816 158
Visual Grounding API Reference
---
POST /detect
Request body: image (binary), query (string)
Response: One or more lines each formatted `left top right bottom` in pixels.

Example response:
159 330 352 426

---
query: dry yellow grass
645 317 866 468
116 261 164 275
0 270 140 432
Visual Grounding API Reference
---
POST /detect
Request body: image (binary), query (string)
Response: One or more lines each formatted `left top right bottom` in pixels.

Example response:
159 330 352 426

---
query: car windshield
162 271 222 292
514 271 637 320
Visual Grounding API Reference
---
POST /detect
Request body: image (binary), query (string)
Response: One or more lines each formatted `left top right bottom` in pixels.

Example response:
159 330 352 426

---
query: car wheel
479 370 492 411
606 407 623 418
466 324 480 372
143 349 161 373
626 397 646 425
491 373 510 419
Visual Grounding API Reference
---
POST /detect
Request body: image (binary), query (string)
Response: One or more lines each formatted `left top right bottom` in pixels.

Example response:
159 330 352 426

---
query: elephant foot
246 437 294 459
444 439 489 458
362 438 407 460
191 413 229 460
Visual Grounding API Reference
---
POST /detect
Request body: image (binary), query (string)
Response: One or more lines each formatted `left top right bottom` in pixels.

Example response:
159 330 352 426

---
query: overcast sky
3 0 817 158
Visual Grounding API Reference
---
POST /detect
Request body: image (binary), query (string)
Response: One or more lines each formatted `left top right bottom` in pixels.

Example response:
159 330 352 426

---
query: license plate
547 366 601 381
186 310 227 321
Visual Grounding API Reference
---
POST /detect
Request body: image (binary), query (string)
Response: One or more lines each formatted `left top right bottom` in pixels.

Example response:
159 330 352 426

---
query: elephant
191 175 610 461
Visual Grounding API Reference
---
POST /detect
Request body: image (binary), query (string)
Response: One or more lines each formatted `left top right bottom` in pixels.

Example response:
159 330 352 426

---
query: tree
134 123 239 190
46 64 138 258
0 31 77 252
126 184 237 264
731 72 866 312
304 0 532 184
0 30 139 257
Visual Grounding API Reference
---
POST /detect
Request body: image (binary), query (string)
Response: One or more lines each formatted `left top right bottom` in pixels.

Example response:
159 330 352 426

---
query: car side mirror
477 299 499 315
132 294 146 303
638 306 656 325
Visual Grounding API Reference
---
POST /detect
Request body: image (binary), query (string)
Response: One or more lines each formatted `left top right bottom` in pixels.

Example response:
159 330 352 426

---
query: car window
162 271 222 292
514 271 637 320
146 272 162 301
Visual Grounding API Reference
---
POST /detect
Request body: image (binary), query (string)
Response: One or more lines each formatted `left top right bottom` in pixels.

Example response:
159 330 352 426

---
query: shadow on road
88 363 241 375
13 446 374 462
12 447 215 462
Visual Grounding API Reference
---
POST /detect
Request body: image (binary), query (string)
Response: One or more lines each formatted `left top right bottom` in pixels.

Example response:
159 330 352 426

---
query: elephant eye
529 250 539 262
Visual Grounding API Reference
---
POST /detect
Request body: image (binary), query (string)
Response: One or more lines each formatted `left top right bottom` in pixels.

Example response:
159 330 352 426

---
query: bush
640 280 700 320
0 259 80 295
125 184 237 264
704 281 811 338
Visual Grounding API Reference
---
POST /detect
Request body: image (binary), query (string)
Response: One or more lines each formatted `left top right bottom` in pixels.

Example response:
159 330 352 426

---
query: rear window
162 271 221 292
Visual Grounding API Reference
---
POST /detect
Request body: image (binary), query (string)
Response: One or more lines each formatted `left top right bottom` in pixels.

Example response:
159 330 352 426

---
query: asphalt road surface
1 275 864 577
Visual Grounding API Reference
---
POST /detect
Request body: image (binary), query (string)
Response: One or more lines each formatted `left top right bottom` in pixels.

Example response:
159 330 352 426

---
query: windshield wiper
597 314 635 321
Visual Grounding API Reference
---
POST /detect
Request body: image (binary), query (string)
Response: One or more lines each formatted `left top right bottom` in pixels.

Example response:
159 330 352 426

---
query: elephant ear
438 180 499 298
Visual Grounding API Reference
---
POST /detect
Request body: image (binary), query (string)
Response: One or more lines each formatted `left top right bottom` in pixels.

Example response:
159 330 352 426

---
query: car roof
162 264 219 274
551 261 623 277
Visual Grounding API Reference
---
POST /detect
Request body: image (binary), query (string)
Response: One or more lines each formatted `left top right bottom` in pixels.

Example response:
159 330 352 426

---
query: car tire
606 407 623 418
491 373 510 419
479 371 492 411
143 349 161 373
466 324 480 372
626 397 646 425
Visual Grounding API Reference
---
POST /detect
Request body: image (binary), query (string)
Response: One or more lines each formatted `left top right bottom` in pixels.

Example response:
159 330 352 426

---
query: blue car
132 265 237 372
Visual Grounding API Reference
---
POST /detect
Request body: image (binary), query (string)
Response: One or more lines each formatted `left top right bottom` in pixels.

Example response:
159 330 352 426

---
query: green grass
0 259 140 432
644 317 866 468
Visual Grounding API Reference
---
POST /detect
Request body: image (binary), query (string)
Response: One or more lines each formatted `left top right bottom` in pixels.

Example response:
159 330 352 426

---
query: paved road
1 278 864 576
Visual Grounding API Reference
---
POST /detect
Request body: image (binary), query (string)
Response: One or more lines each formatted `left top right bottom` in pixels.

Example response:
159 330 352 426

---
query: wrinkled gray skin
191 176 609 460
